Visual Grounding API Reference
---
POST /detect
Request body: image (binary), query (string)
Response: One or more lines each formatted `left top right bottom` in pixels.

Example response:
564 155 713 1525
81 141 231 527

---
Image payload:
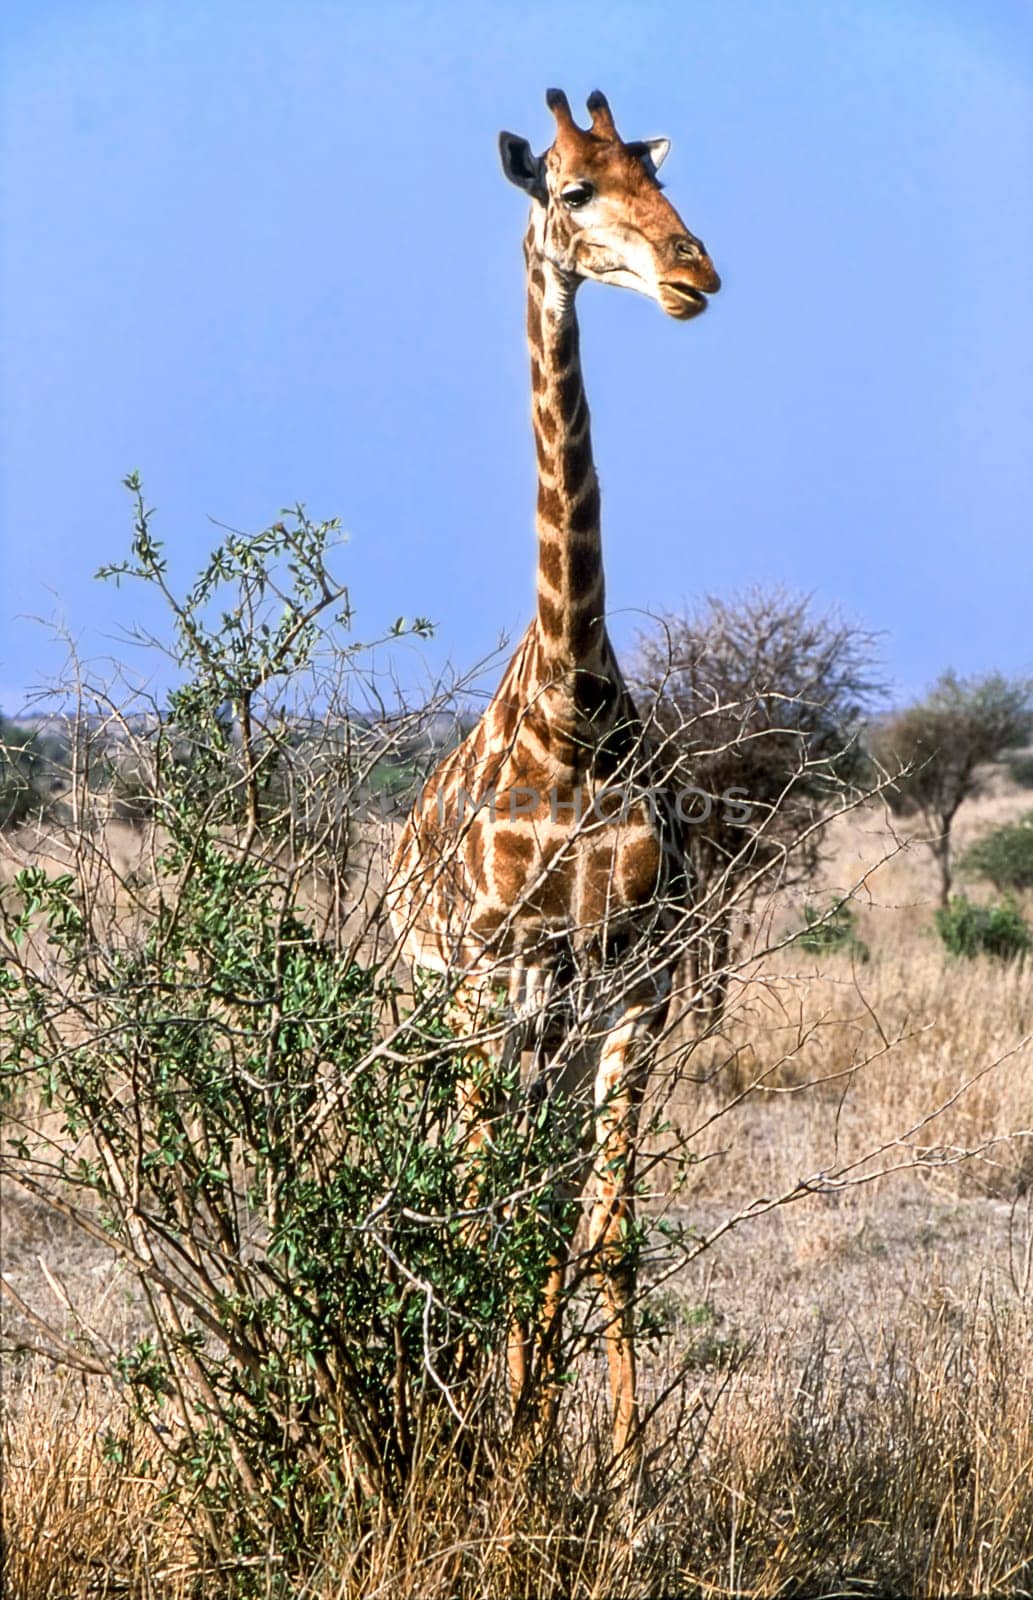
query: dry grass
676 941 1033 1206
7 1288 1033 1597
4 785 1033 1596
2 1366 197 1600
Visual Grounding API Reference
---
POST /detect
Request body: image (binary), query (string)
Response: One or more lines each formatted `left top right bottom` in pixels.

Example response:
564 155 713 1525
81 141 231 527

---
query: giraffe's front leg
447 969 510 1155
448 967 551 1426
587 977 671 1464
506 964 572 1437
446 970 509 1395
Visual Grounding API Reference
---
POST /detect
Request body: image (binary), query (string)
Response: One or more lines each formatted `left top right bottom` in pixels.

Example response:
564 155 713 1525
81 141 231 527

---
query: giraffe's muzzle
659 282 714 320
659 241 721 320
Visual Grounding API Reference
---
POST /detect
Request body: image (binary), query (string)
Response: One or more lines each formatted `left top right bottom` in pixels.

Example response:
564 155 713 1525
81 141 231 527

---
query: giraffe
387 88 720 1461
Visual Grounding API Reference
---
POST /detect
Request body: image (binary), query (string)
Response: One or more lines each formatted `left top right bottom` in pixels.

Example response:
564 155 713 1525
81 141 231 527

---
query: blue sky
2 0 1031 713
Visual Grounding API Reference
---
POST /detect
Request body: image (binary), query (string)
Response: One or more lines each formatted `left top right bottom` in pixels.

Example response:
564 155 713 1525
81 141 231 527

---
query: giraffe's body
387 89 719 1460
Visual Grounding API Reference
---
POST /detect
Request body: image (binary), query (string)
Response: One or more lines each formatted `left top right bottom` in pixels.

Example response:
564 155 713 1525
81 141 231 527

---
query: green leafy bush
960 813 1033 893
794 901 870 963
935 894 1031 962
0 480 575 1575
1006 753 1033 789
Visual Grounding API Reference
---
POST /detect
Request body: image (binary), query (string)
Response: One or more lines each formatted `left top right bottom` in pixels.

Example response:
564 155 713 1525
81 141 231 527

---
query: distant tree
0 715 65 829
870 672 1033 907
633 589 881 1016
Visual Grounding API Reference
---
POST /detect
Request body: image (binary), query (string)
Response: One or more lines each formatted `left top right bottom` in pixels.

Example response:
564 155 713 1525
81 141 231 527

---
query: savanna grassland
3 778 1033 1599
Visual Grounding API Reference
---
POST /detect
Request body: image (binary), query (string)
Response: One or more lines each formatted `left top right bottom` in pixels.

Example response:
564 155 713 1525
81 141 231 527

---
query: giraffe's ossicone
386 87 720 1464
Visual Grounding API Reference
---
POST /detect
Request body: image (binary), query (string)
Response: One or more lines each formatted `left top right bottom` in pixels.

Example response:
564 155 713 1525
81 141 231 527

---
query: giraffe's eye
560 182 595 210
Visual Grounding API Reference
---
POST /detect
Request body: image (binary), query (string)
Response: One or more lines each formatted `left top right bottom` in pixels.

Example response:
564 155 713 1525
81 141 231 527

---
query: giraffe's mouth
659 282 710 320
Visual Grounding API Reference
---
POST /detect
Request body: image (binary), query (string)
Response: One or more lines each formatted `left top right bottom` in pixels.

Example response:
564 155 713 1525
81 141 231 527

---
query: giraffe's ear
499 132 547 202
628 137 671 178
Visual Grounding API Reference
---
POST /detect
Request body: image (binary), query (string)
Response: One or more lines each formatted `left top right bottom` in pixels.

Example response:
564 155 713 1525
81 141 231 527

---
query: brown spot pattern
538 594 562 638
537 482 563 526
538 538 563 590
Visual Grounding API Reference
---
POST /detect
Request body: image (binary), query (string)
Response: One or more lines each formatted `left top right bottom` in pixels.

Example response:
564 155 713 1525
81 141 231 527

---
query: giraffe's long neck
525 225 606 674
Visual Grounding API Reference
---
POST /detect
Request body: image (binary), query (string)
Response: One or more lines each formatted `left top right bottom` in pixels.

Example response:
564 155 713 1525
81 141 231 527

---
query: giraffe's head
499 88 720 321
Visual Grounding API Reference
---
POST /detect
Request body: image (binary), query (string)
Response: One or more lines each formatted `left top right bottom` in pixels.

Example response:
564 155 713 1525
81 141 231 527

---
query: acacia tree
870 670 1033 906
633 588 881 1015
